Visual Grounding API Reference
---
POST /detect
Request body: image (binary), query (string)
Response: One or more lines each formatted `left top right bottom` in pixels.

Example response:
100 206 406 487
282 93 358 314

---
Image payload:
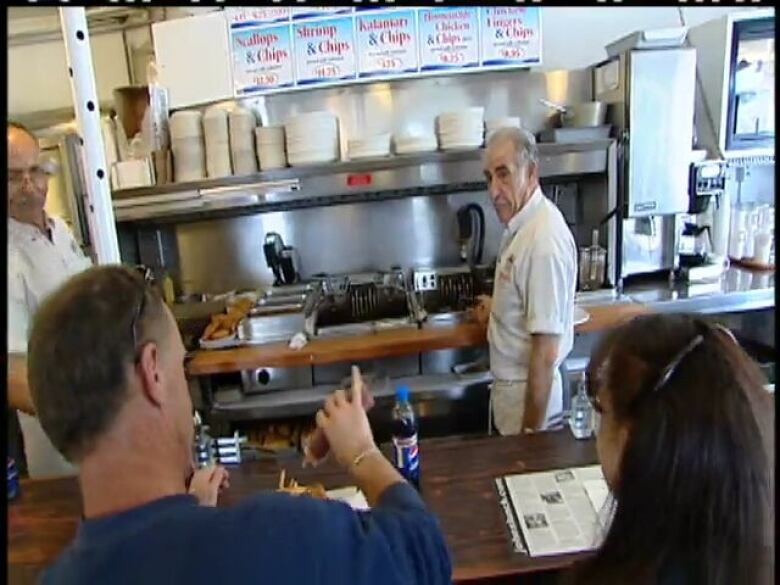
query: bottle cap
396 385 410 402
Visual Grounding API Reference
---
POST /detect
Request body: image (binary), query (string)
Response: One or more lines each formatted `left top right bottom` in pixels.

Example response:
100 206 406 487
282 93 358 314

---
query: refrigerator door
626 48 696 217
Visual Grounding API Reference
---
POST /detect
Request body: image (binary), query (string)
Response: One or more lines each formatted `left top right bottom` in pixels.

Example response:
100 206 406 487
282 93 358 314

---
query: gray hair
485 126 539 168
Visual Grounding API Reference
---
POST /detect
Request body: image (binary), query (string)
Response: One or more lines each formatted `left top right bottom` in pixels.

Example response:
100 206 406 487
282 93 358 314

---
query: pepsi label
392 433 420 478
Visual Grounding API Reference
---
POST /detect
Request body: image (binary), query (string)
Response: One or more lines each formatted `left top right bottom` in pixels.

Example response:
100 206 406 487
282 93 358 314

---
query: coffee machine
677 159 729 282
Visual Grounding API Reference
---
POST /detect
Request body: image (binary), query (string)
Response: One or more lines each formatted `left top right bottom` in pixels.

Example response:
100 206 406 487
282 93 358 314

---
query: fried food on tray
277 469 327 499
201 297 255 341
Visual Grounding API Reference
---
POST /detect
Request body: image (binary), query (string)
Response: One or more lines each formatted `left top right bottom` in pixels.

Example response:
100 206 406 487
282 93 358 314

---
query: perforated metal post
59 7 121 265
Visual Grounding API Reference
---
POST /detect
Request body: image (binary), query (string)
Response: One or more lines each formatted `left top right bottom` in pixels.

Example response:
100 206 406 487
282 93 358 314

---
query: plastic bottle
392 385 420 489
7 458 20 500
569 373 594 440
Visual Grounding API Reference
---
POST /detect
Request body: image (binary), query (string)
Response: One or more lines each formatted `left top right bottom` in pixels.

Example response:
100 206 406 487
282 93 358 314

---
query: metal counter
205 267 774 424
625 266 775 315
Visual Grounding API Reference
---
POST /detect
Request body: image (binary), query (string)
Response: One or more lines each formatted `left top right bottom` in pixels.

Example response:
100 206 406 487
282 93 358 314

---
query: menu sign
356 10 418 78
293 17 357 86
226 7 290 29
480 7 541 66
418 7 479 71
232 25 295 94
227 7 544 98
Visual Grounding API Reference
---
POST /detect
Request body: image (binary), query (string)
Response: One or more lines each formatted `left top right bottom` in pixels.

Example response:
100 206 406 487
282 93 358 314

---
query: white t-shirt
487 187 577 428
8 215 92 478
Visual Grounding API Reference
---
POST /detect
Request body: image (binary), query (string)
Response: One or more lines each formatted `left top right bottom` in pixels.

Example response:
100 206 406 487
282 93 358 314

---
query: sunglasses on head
583 324 736 415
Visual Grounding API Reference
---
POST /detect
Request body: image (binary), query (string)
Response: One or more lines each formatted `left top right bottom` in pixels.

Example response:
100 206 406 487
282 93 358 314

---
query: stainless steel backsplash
167 68 595 295
174 190 505 294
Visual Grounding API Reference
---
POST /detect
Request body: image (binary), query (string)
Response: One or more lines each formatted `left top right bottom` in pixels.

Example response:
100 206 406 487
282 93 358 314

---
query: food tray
198 335 244 350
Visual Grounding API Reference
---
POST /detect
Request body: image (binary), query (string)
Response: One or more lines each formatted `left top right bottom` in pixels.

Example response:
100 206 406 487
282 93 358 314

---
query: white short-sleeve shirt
8 215 92 478
488 187 577 381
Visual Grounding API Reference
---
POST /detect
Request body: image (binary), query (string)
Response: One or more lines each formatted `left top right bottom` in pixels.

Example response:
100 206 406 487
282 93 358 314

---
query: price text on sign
480 7 541 67
226 7 290 28
356 9 418 78
294 17 357 85
232 24 295 94
418 7 479 71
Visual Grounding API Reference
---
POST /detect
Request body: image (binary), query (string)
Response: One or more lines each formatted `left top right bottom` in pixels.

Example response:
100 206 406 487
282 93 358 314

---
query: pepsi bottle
392 385 420 489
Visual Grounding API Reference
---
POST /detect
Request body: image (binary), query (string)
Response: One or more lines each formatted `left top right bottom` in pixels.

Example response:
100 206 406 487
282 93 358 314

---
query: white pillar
59 7 121 265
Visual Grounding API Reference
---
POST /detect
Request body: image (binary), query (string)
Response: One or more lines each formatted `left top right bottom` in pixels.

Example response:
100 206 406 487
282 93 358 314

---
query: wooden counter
187 302 648 376
8 431 598 584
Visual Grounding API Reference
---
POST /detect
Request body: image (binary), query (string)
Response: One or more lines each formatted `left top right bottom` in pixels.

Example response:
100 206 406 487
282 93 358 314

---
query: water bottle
569 373 594 440
392 385 421 489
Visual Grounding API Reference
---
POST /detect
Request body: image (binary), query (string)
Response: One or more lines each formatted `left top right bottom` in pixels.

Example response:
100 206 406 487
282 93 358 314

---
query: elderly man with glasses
7 121 92 478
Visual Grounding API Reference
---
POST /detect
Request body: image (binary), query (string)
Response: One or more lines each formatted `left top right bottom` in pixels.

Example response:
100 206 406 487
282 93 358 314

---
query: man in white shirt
8 121 92 478
475 127 576 435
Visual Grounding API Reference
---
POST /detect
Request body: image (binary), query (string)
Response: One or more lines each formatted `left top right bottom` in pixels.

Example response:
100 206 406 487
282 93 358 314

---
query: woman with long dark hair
572 314 774 585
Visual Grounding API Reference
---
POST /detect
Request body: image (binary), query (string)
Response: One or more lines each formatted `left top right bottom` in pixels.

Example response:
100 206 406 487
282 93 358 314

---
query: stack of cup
486 117 522 142
169 110 206 183
255 126 287 170
728 204 751 260
229 107 258 175
753 205 775 266
203 106 232 179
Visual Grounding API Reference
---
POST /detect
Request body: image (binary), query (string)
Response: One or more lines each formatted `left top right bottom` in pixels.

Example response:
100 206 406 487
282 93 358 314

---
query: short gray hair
485 126 538 168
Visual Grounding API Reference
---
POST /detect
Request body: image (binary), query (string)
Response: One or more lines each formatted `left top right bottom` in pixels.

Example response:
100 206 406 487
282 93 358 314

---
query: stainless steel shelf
113 141 614 223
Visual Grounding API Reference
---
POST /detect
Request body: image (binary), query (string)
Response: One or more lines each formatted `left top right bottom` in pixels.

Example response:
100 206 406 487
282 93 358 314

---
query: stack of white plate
393 131 438 155
285 112 340 167
229 107 258 175
347 134 391 160
436 108 485 151
255 126 287 170
203 106 232 179
486 116 522 141
169 110 206 182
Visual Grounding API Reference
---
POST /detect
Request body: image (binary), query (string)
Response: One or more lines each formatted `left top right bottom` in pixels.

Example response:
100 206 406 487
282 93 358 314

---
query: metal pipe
60 7 121 264
10 10 157 47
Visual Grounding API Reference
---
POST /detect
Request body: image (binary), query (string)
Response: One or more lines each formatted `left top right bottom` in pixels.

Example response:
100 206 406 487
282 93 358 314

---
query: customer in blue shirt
27 265 452 585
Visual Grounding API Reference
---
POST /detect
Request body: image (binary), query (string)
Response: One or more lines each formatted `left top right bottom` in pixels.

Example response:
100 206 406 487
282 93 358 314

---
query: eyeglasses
8 165 54 187
585 369 603 414
649 335 704 393
130 267 155 363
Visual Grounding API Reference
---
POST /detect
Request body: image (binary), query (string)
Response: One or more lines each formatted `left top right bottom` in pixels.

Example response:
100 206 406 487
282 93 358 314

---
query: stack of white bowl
285 112 340 166
347 133 391 160
485 117 522 142
393 131 439 155
229 107 258 175
169 110 206 182
436 108 485 151
203 106 232 179
255 126 287 170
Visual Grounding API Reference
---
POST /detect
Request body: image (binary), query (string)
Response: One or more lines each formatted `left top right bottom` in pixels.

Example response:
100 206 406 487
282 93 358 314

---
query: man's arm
312 367 452 584
8 354 35 414
522 244 573 431
523 334 560 431
8 268 35 414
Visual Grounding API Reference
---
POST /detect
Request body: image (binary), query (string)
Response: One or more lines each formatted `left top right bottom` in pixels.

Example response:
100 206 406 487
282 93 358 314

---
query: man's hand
315 366 377 469
472 295 493 326
188 464 230 507
8 354 35 415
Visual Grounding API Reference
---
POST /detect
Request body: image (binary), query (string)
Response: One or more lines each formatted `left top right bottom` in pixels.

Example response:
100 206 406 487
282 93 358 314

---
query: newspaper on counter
495 465 613 557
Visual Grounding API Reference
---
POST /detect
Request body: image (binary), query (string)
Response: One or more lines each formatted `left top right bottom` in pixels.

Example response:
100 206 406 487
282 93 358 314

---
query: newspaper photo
496 465 613 557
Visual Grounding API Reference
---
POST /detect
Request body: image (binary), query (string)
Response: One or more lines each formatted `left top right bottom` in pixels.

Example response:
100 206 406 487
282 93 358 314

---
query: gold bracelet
351 446 381 469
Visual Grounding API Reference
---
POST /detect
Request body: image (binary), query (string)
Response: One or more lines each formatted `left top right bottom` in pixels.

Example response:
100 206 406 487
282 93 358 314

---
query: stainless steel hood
112 141 613 223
